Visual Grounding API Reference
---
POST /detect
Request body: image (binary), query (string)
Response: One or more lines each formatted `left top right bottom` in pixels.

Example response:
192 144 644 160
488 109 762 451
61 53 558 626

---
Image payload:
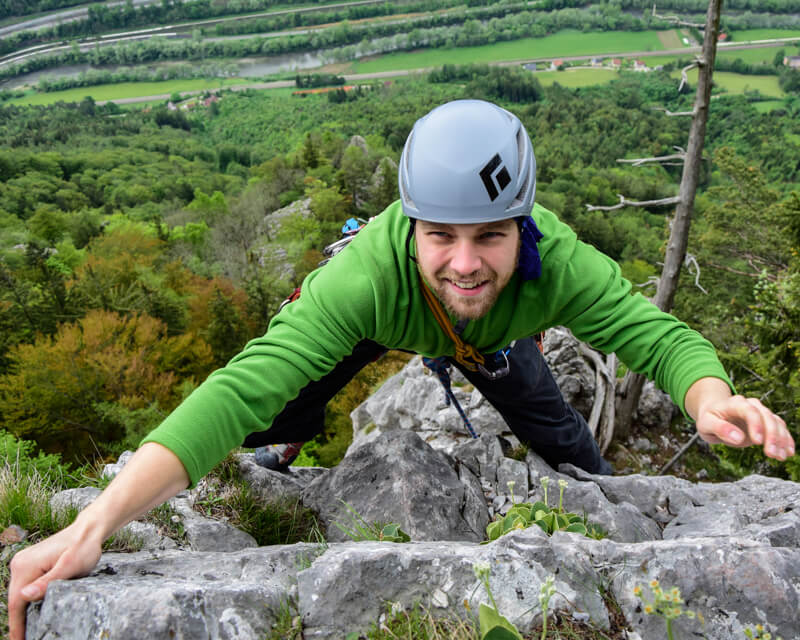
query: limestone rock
235 453 327 501
26 545 323 640
302 430 489 542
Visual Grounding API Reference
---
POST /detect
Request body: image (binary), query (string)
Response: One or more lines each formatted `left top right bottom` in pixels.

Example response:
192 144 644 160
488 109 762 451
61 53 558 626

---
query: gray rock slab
561 465 711 524
496 457 529 500
101 450 135 479
302 430 488 542
169 497 258 552
235 453 327 501
26 545 323 640
453 434 504 485
583 536 800 640
297 527 607 640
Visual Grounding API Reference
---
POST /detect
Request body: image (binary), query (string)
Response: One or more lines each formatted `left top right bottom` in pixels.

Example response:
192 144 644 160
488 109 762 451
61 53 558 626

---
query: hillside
1 1 800 636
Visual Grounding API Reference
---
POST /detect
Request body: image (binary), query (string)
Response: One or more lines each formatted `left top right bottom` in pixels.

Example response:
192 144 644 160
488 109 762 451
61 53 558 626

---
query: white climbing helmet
398 99 536 224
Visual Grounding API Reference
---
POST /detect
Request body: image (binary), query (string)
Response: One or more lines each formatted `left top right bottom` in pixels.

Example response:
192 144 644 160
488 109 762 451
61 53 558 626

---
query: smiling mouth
445 279 489 296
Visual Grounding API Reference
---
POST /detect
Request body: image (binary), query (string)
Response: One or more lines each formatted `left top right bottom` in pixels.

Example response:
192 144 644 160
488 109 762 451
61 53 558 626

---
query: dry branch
617 150 686 167
578 344 617 452
679 61 701 92
652 106 696 117
585 194 681 212
684 253 708 294
652 3 704 28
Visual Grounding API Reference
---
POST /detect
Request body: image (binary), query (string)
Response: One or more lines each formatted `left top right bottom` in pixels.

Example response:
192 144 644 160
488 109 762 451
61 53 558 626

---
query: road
0 0 390 40
0 0 162 38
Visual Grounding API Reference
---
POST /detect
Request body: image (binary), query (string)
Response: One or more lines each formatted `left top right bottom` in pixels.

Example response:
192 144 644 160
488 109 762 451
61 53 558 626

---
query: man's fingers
698 412 746 447
696 395 796 460
745 398 794 460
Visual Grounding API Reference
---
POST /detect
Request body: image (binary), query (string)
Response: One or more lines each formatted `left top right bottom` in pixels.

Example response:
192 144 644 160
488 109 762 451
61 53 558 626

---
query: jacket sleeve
141 249 378 486
532 205 733 415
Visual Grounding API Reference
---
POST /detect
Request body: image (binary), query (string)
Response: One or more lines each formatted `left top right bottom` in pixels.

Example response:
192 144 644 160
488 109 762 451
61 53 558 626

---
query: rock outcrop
28 342 798 640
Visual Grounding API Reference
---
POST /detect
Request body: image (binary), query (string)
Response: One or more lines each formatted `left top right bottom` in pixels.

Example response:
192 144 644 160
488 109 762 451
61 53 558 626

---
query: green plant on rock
472 562 523 640
485 478 604 542
744 623 784 640
634 580 702 640
333 501 411 543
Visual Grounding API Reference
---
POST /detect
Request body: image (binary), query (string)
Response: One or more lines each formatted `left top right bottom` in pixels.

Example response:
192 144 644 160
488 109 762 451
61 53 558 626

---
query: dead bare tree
614 0 725 440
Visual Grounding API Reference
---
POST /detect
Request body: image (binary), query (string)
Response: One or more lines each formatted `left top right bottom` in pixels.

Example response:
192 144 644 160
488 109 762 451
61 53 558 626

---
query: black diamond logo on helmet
479 154 510 202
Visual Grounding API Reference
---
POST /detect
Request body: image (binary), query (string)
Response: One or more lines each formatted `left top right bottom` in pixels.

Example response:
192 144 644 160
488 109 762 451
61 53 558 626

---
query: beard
422 253 518 321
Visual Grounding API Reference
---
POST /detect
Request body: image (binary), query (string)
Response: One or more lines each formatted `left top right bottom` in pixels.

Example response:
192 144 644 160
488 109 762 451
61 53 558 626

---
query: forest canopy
0 68 798 480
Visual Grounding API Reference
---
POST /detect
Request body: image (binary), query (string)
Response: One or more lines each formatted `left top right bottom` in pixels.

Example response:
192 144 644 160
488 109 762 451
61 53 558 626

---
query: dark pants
242 337 612 475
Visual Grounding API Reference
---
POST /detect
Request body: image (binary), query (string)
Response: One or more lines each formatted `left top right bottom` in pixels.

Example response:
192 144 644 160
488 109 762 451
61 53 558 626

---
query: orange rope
418 273 485 372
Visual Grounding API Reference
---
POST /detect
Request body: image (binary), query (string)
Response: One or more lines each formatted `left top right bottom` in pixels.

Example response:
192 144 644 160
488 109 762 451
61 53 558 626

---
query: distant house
633 59 649 72
591 57 602 67
609 58 622 69
550 59 564 71
523 62 538 71
202 95 220 107
718 33 728 42
784 56 800 69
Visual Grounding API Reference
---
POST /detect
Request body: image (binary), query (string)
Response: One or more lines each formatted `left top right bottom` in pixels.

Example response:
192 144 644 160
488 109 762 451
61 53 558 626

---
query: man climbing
7 99 794 640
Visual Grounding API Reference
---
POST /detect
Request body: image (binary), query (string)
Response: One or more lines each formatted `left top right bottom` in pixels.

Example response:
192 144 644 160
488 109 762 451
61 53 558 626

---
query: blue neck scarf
518 216 544 281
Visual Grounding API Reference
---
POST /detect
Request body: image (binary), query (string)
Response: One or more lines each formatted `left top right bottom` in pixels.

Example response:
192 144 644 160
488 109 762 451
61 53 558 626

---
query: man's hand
8 522 103 640
686 377 795 460
6 442 190 639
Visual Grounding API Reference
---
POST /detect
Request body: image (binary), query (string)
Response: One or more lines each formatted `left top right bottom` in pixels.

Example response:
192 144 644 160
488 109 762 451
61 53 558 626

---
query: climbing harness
421 356 478 439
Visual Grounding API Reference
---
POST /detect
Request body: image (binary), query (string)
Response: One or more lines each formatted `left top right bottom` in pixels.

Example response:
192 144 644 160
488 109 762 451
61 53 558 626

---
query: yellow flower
650 579 660 588
644 605 654 614
633 585 643 597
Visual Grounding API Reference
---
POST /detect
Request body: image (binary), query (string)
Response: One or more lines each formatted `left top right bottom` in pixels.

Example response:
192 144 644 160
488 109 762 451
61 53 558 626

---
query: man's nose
449 240 482 275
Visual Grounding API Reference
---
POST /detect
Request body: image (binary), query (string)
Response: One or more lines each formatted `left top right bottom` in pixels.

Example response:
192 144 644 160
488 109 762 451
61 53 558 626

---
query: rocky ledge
29 427 800 640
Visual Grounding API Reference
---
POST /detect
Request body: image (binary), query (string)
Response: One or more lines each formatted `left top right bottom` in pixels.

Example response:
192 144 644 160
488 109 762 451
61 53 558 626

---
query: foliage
354 601 480 640
633 580 702 640
0 430 72 486
333 501 410 543
0 310 214 460
676 148 799 478
485 478 604 542
200 454 320 545
473 563 523 640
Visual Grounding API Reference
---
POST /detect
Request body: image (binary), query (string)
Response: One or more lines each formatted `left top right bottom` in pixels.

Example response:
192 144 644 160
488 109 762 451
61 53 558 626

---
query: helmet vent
510 126 531 208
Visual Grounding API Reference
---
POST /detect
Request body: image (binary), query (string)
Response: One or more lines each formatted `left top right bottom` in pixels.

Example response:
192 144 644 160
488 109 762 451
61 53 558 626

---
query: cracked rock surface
33 345 799 640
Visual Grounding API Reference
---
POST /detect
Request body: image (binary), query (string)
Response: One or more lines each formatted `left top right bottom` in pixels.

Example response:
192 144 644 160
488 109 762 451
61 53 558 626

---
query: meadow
8 76 251 106
350 29 671 74
674 68 785 98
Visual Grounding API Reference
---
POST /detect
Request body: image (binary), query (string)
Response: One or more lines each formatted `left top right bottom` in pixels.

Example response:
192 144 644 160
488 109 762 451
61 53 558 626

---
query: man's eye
481 232 503 240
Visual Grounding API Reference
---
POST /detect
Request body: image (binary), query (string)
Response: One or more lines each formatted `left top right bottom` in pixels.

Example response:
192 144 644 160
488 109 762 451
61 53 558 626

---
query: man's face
415 218 520 320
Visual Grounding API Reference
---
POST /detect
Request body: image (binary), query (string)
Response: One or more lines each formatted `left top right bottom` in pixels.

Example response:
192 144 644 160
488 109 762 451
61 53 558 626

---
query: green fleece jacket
142 201 731 485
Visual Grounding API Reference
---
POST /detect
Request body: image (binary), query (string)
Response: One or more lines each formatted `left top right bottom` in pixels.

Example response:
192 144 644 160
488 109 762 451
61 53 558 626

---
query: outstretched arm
7 442 190 640
685 377 795 461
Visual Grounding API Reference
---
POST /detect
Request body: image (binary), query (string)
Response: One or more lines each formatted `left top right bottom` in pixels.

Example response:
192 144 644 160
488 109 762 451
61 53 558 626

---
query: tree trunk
615 0 724 440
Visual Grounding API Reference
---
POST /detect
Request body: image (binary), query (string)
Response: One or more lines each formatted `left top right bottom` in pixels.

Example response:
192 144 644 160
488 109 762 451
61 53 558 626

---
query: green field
534 68 619 88
728 28 800 42
8 77 250 106
672 68 785 97
753 100 786 113
351 29 668 74
717 45 791 64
